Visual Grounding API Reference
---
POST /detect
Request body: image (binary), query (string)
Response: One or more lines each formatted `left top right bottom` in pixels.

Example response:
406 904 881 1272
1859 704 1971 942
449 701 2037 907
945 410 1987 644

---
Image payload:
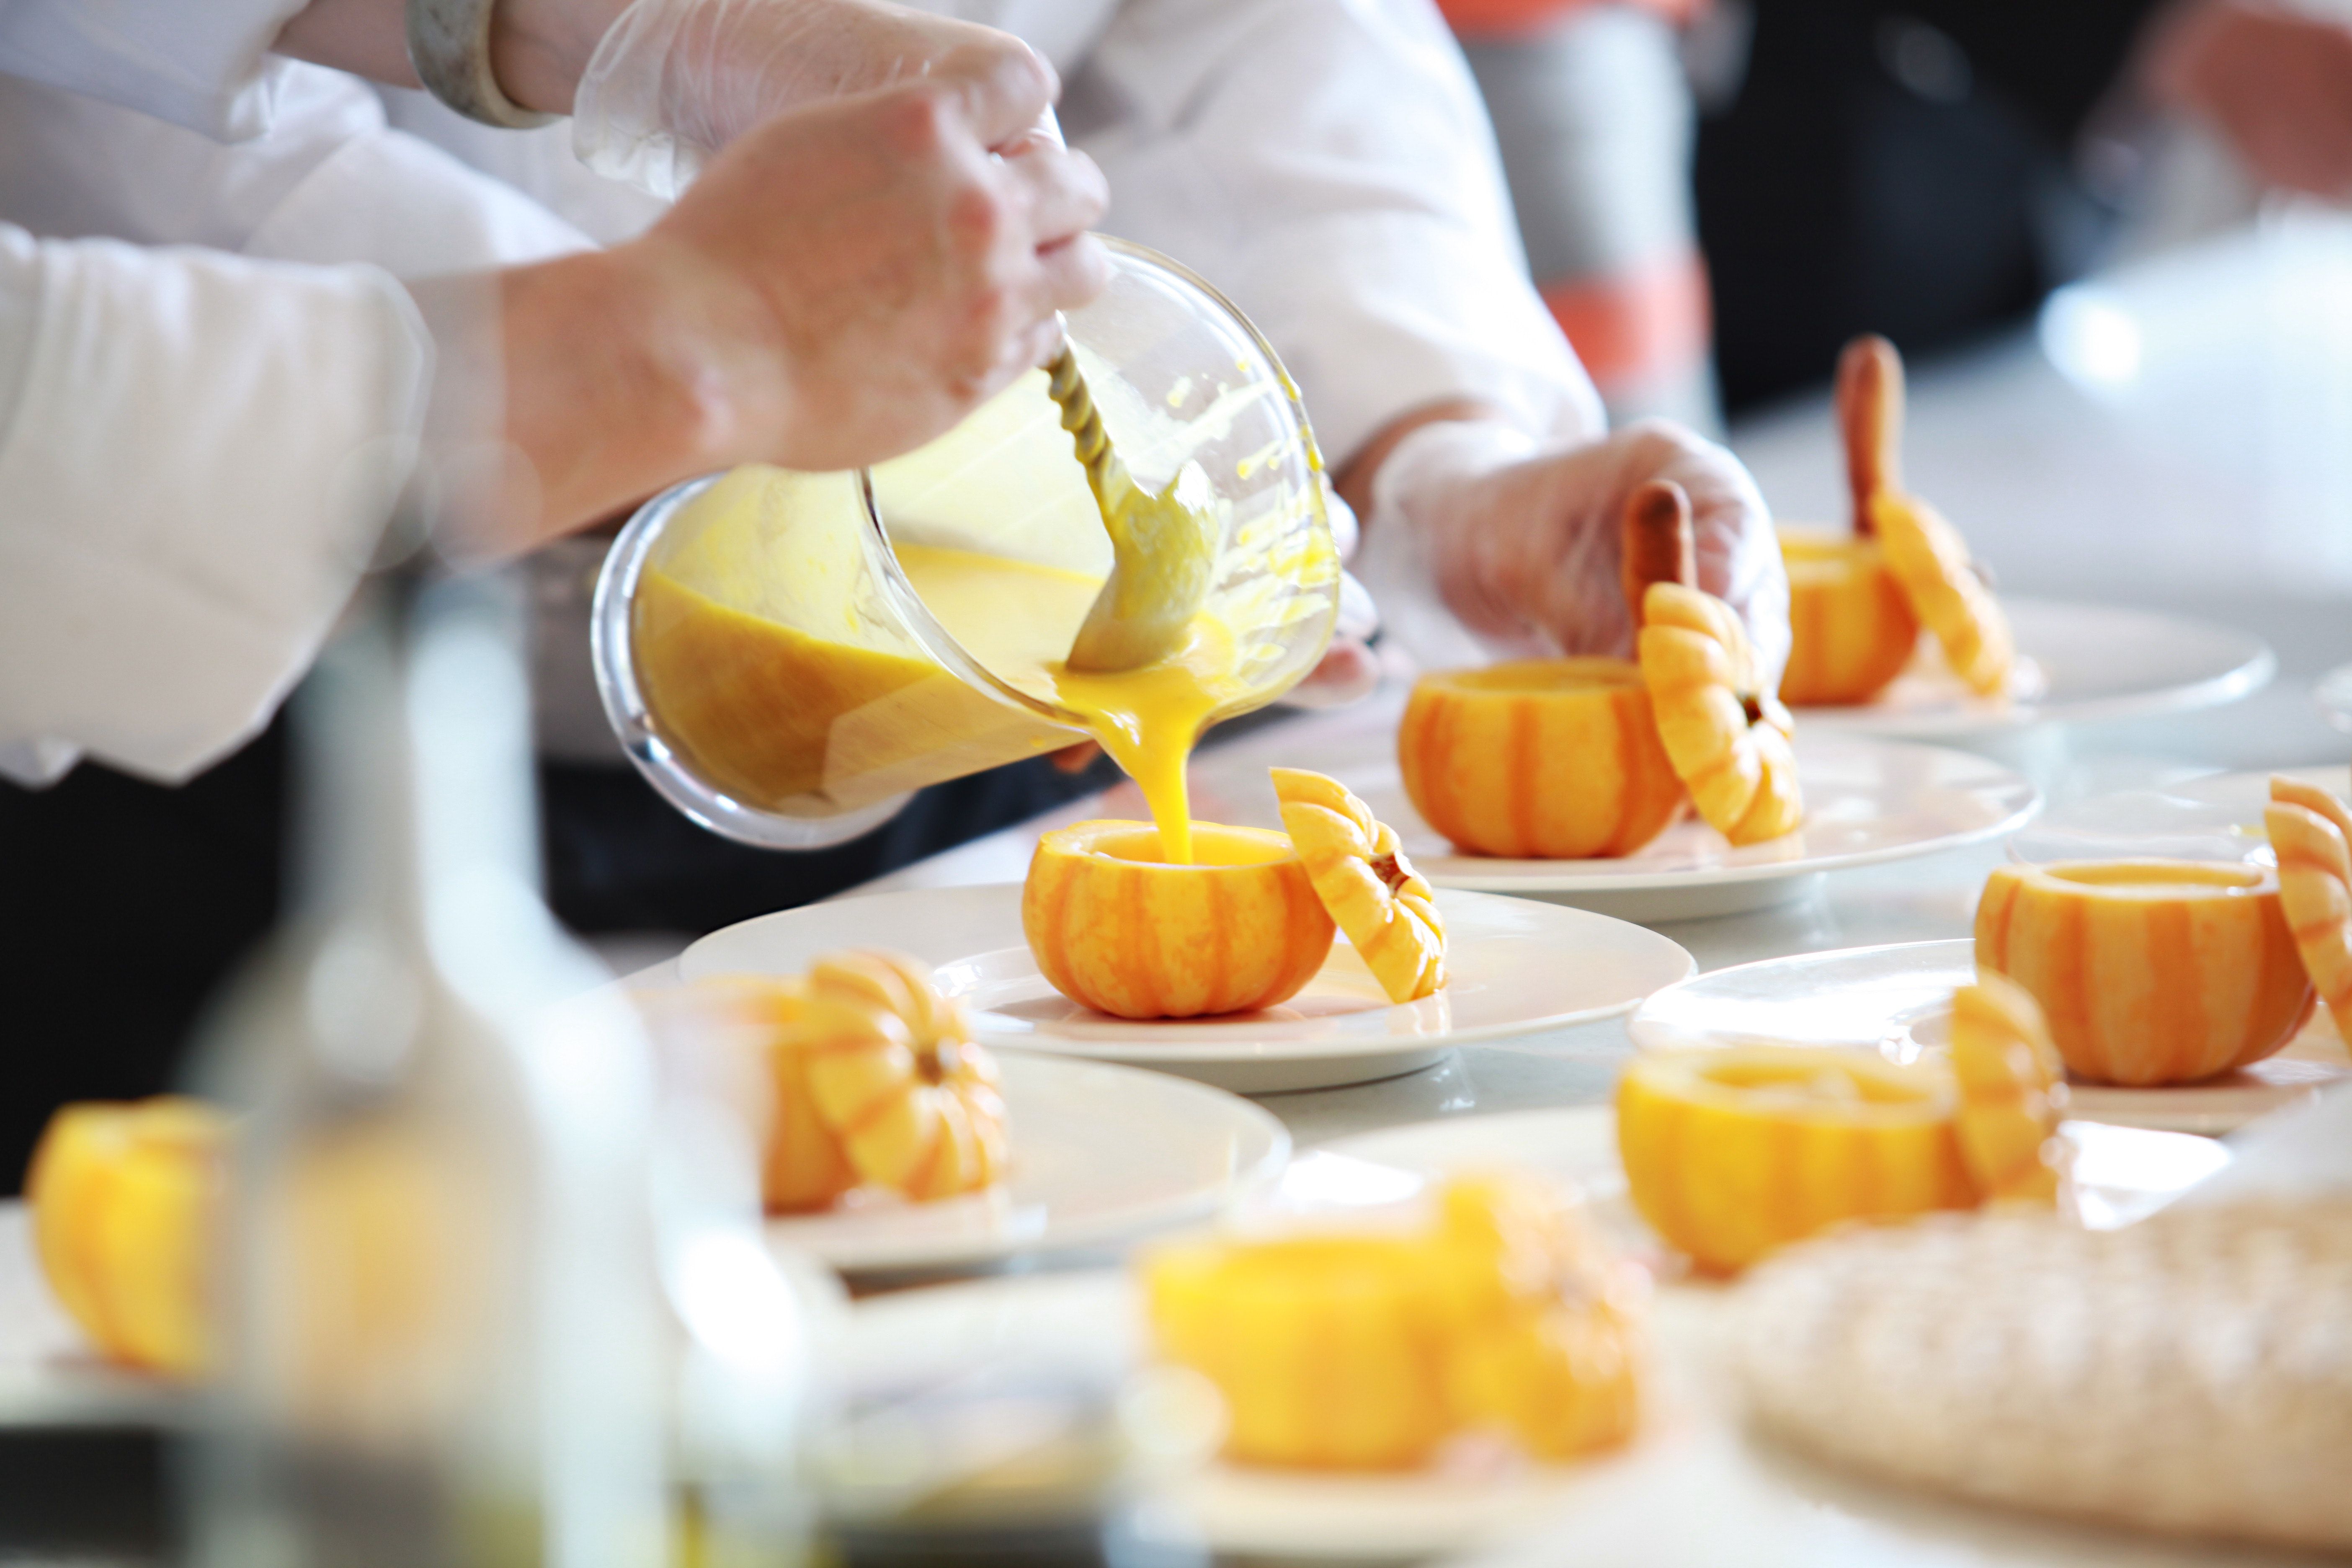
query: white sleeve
0 229 431 787
1064 0 1604 469
0 0 308 140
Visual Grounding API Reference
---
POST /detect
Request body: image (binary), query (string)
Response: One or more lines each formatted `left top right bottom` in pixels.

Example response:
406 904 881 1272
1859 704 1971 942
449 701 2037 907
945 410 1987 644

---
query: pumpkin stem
1620 481 1696 622
1740 694 1767 727
1837 333 1904 536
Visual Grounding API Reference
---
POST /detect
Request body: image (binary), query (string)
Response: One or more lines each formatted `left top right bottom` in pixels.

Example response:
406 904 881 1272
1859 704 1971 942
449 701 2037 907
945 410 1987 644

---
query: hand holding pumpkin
1363 417 1790 689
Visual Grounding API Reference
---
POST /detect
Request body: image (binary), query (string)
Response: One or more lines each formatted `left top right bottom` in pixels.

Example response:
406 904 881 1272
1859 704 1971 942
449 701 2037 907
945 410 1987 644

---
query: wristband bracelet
407 0 560 129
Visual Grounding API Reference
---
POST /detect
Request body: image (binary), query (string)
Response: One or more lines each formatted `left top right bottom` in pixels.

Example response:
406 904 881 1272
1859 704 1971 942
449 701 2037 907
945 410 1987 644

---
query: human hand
575 0 1049 196
616 65 1109 475
2145 0 2352 199
1363 418 1789 684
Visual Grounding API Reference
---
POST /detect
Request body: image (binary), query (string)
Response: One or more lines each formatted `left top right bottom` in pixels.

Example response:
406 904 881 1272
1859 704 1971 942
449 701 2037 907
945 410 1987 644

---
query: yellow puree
636 543 1244 864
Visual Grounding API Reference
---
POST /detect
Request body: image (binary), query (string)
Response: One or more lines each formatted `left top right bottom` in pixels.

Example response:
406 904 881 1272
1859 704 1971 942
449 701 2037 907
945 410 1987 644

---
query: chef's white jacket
0 5 598 789
0 0 1599 788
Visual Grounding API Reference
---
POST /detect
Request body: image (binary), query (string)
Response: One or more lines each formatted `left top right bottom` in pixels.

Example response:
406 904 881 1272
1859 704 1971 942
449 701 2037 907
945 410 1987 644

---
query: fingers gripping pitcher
592 241 1341 856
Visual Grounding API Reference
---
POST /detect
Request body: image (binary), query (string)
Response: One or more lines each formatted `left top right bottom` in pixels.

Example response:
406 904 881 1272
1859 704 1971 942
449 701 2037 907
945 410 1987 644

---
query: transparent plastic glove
575 0 1052 198
627 68 1109 472
1359 418 1789 685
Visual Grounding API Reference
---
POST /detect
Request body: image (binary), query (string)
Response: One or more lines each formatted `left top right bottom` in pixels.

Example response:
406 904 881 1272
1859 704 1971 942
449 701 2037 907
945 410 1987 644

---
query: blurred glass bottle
187 567 666 1568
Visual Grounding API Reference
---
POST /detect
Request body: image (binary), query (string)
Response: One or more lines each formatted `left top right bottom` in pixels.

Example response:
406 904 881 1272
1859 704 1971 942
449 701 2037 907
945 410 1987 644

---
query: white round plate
2012 764 2344 866
835 1111 2236 1564
768 1052 1284 1275
1629 939 2349 1135
1262 735 2039 923
685 886 1694 1094
1794 598 2273 738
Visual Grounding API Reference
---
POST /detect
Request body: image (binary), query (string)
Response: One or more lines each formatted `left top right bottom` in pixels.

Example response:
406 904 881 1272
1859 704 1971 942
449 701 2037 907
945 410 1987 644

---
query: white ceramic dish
768 1052 1285 1274
684 885 1694 1094
1793 598 2272 738
2010 763 2344 866
1628 939 2349 1135
1359 735 2037 921
836 1107 2238 1564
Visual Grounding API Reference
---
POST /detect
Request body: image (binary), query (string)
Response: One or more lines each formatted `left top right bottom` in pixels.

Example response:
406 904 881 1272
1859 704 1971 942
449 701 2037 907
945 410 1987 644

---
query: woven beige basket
1734 1200 2352 1552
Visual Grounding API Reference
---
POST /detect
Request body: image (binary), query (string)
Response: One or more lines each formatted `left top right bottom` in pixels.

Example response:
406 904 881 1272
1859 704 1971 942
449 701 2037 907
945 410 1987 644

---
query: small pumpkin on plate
1270 767 1446 1003
797 951 1009 1202
1633 482 1805 846
2265 774 2352 1041
1023 820 1334 1018
1948 974 2068 1205
1975 859 2313 1086
1616 1045 1974 1273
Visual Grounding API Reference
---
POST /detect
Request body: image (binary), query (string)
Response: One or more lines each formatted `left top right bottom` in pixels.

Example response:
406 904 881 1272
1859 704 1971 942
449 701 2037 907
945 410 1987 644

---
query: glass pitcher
591 238 1339 849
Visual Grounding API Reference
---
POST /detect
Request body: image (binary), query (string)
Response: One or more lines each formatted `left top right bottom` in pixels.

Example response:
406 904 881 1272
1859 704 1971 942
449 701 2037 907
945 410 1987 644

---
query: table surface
20 217 2352 1568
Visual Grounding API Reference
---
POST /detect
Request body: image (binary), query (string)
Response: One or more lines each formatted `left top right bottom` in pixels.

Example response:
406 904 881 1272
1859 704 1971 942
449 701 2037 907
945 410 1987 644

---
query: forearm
271 0 626 112
450 241 785 556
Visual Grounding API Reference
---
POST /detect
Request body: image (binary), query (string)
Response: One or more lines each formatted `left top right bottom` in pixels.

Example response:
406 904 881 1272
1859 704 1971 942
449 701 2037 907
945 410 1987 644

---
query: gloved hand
591 60 1108 477
575 0 1049 196
1358 417 1790 686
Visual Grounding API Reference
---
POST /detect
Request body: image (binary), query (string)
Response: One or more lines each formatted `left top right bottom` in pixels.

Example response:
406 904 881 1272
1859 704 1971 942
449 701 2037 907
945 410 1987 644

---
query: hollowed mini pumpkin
1398 660 1683 859
797 951 1008 1202
1023 820 1335 1018
1947 974 2068 1205
2265 774 2352 1042
1142 1173 1641 1470
1616 1045 1973 1274
1270 767 1445 1003
1976 859 2314 1086
1778 336 1921 707
1635 483 1804 846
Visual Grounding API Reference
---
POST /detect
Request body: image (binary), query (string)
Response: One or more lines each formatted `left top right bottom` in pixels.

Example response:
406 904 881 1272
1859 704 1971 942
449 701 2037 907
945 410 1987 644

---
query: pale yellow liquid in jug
635 543 1245 864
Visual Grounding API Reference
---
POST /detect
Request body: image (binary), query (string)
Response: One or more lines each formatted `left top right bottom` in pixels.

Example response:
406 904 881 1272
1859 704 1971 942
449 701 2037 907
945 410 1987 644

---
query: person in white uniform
0 0 1108 1183
268 0 1787 676
306 0 1794 931
0 0 1106 789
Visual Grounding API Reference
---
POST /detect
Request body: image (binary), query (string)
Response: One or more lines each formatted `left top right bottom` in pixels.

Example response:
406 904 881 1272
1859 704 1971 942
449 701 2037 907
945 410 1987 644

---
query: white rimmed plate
2012 763 2345 866
1793 598 2272 738
685 886 1694 1094
768 1052 1284 1275
1628 938 2349 1134
1327 735 2038 921
834 1108 2235 1563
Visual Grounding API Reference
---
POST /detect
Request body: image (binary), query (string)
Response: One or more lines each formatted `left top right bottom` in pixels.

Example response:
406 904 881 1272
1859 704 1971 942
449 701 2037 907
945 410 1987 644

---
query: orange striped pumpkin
1975 860 2313 1086
1023 820 1335 1018
2265 774 2352 1042
797 951 1008 1202
1398 660 1685 859
1777 526 1919 707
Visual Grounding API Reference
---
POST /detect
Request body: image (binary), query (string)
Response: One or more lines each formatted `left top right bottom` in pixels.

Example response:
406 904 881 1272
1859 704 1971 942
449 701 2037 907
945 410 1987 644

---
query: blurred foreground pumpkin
27 1097 227 1377
1142 1173 1642 1469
